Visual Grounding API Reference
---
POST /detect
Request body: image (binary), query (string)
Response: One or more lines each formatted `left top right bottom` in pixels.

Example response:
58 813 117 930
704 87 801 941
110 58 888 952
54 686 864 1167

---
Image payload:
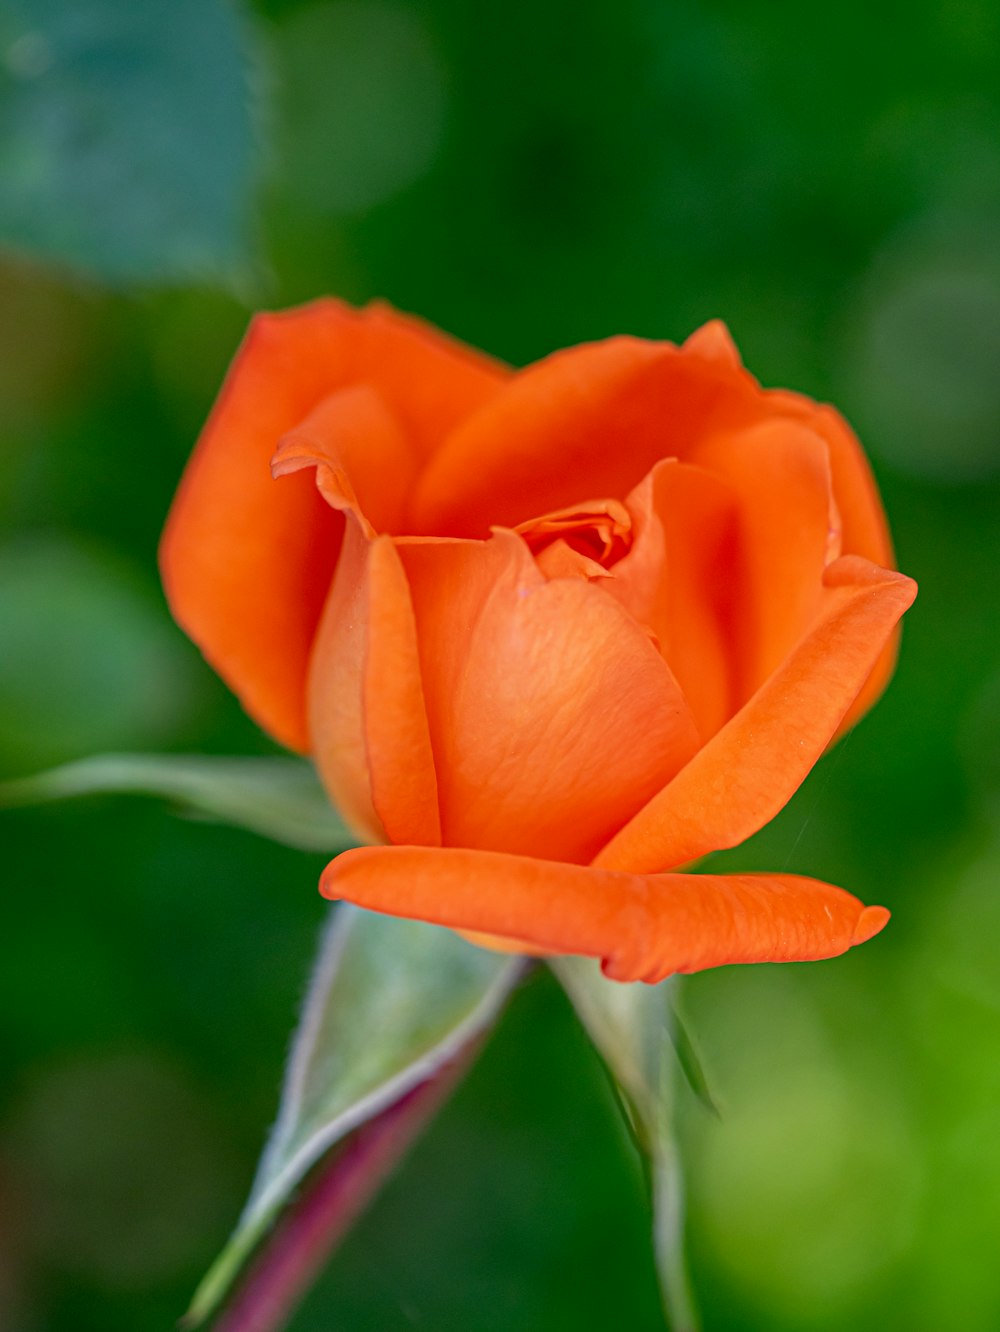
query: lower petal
320 845 889 984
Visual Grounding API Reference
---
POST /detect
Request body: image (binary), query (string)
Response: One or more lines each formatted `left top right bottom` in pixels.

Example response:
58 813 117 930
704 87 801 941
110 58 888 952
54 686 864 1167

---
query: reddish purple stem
210 1055 471 1332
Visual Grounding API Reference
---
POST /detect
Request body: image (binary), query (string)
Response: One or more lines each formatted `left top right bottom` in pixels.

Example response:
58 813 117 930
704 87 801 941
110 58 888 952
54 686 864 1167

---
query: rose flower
161 301 915 983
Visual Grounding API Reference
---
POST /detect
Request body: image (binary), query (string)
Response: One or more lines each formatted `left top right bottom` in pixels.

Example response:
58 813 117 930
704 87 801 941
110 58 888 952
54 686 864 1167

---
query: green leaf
187 907 522 1325
0 752 356 853
0 537 202 771
0 0 262 286
550 957 702 1332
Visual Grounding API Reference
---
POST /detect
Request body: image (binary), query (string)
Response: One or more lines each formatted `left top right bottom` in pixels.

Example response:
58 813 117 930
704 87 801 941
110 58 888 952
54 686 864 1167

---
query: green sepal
550 957 704 1332
0 752 356 853
186 906 522 1326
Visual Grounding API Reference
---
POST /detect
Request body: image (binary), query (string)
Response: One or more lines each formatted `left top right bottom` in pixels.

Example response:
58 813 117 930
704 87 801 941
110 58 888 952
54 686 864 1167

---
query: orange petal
691 418 839 703
357 301 510 466
513 497 632 562
409 337 763 536
778 400 900 737
395 531 701 863
320 845 889 983
533 538 610 582
271 384 419 534
683 319 743 368
594 555 917 875
711 376 901 736
308 517 441 846
771 393 894 568
161 299 507 750
609 459 738 738
160 301 358 750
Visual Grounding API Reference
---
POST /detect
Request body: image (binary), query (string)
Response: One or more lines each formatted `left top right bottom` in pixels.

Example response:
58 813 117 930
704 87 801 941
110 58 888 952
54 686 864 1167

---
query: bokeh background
2 0 1000 1328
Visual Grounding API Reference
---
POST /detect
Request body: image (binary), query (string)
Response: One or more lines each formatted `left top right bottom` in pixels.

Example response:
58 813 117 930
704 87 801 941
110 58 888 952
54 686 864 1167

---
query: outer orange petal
594 556 917 875
161 299 508 750
395 531 701 863
772 394 893 569
160 301 357 751
320 846 889 983
682 319 743 368
356 301 511 465
682 339 902 738
308 516 441 847
679 327 893 570
409 337 763 537
786 401 900 736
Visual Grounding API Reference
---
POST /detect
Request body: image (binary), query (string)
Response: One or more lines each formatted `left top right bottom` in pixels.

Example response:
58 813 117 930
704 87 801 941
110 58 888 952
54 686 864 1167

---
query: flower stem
209 1055 469 1332
652 1139 700 1332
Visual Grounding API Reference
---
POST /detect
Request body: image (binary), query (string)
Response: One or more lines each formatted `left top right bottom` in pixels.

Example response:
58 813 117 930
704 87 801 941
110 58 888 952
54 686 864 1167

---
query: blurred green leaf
0 752 356 853
551 958 701 1332
0 538 200 769
0 0 262 285
187 907 522 1325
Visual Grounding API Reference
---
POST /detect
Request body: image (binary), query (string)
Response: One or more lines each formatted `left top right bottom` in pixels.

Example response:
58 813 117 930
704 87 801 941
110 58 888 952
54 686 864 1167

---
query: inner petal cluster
513 498 634 582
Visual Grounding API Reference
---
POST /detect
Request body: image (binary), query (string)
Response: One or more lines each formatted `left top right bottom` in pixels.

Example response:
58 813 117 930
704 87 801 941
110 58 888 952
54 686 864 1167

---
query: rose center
514 498 633 577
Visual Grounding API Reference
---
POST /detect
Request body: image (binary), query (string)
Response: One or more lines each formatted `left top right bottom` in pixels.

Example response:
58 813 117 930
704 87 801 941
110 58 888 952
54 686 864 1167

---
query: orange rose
161 300 915 983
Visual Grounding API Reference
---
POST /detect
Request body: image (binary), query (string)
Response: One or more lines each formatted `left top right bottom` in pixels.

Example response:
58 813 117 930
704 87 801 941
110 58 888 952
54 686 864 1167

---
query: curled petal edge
320 846 889 985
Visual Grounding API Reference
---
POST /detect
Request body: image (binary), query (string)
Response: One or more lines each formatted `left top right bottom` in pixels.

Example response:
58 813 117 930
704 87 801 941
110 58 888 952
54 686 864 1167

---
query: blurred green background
2 0 1000 1328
